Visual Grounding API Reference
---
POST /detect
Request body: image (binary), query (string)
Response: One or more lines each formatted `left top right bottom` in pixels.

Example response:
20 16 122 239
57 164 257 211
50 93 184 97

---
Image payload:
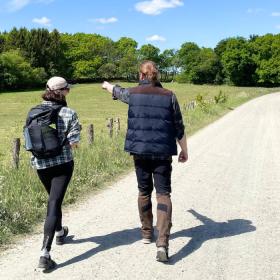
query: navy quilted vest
124 82 177 156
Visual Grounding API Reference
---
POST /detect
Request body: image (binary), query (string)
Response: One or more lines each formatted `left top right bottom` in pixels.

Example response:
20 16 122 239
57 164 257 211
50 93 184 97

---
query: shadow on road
51 209 256 271
55 227 141 270
169 209 256 265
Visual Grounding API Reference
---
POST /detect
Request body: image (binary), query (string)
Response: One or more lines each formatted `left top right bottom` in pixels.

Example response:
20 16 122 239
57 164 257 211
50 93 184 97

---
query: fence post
115 118 120 135
87 124 94 145
107 118 113 138
186 100 196 111
12 138 20 169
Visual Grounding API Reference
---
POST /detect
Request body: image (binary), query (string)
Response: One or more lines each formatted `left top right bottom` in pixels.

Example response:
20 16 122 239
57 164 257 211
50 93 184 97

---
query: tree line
0 27 279 90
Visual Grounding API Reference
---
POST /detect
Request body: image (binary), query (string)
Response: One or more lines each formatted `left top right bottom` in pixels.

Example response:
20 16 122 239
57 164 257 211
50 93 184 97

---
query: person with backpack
102 61 188 262
24 76 81 270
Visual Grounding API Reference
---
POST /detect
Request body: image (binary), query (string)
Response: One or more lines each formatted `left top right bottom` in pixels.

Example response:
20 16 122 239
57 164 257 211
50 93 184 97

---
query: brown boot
138 192 154 243
156 193 172 248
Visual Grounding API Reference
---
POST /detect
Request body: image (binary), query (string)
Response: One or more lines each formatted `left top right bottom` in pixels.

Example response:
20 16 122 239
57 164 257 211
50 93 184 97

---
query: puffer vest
124 81 177 156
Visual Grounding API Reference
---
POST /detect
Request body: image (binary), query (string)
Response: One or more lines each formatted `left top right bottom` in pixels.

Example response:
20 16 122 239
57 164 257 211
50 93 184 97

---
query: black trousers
37 161 74 251
133 156 172 195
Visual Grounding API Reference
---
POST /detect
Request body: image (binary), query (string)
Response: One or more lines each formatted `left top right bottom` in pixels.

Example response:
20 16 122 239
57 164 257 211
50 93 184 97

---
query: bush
214 90 228 104
0 50 46 90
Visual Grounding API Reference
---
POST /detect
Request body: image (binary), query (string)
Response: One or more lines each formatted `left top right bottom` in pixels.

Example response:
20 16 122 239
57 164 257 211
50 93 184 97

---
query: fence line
183 100 196 111
12 118 121 169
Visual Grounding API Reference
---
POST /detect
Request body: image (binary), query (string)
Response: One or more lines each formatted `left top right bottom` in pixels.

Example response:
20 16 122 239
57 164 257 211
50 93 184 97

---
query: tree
220 37 256 86
0 50 46 90
0 34 5 53
177 42 200 68
256 58 280 86
159 49 177 81
61 33 114 80
176 43 221 84
116 37 138 55
190 48 222 84
249 34 280 86
115 37 138 79
138 44 160 63
73 58 102 80
98 63 117 79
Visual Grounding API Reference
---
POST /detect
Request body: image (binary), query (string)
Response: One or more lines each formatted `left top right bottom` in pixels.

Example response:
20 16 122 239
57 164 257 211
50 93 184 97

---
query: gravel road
1 93 280 280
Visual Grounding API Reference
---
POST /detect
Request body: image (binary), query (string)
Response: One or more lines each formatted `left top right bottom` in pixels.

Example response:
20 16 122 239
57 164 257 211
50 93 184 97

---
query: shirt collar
42 100 67 107
139 79 163 88
42 101 56 106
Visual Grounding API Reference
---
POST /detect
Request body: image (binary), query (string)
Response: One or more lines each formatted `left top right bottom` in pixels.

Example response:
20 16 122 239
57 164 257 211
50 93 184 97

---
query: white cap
46 76 70 91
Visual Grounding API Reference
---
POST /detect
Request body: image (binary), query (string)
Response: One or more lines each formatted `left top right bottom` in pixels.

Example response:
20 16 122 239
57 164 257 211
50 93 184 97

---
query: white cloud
32 16 51 26
247 8 264 15
272 12 280 17
135 0 183 15
7 0 31 11
276 25 280 29
37 0 54 3
6 0 53 12
90 17 118 24
146 34 166 42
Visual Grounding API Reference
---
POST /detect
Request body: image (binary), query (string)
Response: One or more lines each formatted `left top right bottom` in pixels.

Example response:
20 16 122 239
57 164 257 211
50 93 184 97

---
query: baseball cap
46 76 71 91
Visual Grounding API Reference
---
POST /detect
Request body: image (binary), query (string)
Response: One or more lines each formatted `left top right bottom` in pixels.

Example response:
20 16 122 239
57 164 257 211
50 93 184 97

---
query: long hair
42 89 67 106
139 60 159 83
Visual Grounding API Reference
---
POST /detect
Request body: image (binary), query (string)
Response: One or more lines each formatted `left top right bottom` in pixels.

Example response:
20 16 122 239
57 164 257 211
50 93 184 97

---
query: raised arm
102 81 130 104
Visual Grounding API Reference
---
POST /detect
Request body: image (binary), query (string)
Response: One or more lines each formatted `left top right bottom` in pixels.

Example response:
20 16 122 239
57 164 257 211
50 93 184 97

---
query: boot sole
156 251 169 262
38 261 56 271
142 238 152 244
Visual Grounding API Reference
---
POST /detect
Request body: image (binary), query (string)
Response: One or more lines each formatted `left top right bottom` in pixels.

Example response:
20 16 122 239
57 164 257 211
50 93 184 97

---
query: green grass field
0 82 279 246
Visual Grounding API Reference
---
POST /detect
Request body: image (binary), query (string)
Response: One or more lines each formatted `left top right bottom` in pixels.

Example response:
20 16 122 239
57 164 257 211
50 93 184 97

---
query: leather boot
156 193 172 248
138 192 154 241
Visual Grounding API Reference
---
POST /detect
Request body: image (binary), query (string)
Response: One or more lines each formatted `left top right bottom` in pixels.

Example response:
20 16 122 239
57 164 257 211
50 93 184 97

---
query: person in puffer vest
102 60 188 262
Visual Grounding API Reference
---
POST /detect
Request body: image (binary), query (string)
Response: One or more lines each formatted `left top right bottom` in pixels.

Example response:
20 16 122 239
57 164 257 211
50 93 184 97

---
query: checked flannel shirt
31 101 81 170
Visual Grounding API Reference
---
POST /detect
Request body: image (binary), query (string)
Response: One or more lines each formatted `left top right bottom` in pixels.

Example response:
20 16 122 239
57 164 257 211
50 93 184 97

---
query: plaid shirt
31 101 81 170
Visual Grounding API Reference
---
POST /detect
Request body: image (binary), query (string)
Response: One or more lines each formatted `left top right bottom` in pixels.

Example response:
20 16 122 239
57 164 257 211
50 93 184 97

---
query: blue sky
0 0 280 50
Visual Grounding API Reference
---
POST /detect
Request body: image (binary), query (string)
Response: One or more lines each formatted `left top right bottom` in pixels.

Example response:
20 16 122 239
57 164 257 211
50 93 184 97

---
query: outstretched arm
188 209 215 225
102 81 130 104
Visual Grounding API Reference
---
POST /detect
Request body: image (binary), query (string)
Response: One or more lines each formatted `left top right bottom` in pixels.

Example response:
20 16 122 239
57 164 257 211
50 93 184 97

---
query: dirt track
1 93 280 280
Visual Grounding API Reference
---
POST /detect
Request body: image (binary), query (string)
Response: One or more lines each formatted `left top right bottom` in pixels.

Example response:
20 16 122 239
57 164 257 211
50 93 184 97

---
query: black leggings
37 161 74 251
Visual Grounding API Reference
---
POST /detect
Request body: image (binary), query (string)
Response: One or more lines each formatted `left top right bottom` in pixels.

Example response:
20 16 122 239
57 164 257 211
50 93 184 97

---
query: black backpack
23 104 66 159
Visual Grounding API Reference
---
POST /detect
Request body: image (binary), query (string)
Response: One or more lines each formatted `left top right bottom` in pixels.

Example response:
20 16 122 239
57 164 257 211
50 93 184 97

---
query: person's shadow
169 209 256 264
46 210 256 272
54 227 141 270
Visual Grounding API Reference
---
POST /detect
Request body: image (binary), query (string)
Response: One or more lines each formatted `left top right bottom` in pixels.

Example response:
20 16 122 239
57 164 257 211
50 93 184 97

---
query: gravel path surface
1 93 280 280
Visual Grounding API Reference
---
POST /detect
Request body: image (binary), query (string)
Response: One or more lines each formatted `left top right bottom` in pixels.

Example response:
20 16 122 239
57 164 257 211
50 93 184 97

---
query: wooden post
187 101 195 110
115 118 120 135
107 118 113 137
87 124 94 144
12 138 20 169
193 101 196 108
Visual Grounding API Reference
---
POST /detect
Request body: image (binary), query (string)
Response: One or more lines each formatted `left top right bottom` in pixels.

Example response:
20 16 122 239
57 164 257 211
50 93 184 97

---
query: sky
0 0 280 50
